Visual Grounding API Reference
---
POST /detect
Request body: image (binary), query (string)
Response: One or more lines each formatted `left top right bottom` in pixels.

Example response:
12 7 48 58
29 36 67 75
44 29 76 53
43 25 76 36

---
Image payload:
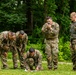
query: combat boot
48 67 52 70
53 68 57 71
20 65 25 69
3 65 8 69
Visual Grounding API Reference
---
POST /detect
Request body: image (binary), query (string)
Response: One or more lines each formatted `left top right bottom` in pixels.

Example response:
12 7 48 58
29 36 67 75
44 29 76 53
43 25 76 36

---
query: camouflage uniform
0 31 9 69
8 32 18 69
42 22 59 69
16 31 28 69
70 22 76 70
25 50 42 70
0 34 1 69
0 48 1 70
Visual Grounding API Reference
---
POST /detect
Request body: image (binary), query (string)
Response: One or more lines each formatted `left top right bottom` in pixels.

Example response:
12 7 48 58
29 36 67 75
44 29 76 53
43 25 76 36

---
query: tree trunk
70 0 76 12
44 0 48 22
25 0 33 34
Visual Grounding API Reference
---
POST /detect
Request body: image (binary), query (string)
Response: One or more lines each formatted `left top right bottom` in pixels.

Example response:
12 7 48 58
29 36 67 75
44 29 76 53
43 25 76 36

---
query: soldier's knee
4 52 8 57
29 58 34 62
28 58 34 66
46 54 50 59
14 54 17 57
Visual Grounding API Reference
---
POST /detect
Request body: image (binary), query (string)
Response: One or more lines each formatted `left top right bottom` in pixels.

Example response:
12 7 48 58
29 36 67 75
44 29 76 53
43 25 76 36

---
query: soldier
70 12 76 71
41 16 59 70
0 33 1 69
24 48 42 71
0 47 1 70
16 30 28 69
0 31 9 69
8 31 18 69
0 48 1 70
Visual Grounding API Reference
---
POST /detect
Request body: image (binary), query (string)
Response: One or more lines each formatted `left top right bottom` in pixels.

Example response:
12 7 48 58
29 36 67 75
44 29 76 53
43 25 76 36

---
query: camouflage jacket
0 31 9 51
16 32 28 48
70 22 76 40
41 22 59 39
25 50 42 67
0 31 9 47
8 32 16 48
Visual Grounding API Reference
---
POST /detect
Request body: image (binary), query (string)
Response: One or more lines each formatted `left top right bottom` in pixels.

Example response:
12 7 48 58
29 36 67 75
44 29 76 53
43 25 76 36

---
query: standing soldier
0 47 1 70
0 33 2 69
8 31 18 69
16 30 28 69
0 31 9 69
70 12 76 71
25 48 42 71
41 16 59 70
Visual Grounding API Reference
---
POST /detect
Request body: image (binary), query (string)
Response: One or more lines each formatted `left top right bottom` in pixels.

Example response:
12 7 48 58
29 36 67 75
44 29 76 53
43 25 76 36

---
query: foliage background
0 0 76 61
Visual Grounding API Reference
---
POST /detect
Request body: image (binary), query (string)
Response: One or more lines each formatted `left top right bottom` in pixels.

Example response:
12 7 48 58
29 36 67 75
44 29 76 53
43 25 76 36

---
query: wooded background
0 0 76 61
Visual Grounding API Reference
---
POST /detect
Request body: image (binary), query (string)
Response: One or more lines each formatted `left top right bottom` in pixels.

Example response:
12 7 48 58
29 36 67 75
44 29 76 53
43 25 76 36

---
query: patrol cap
19 30 24 35
29 48 35 53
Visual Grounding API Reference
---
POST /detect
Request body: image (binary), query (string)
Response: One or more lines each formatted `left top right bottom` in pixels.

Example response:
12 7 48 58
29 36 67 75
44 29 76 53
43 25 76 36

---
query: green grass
0 60 76 75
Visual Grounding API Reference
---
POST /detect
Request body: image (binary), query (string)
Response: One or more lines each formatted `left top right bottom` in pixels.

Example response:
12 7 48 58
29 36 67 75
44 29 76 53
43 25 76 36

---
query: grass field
0 60 76 75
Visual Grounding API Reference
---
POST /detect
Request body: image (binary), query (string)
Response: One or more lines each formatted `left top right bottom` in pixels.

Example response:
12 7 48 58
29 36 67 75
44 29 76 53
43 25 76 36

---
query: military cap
29 48 35 53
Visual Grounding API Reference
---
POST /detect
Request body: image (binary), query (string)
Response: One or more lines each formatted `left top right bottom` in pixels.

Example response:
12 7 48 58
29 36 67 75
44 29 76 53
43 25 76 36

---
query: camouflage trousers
45 38 59 69
10 46 18 69
71 39 76 70
17 47 25 69
25 58 42 70
1 49 8 69
0 49 1 69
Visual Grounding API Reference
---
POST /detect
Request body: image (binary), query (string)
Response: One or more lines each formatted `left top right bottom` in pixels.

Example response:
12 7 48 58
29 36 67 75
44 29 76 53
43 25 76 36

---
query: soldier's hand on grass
25 69 31 72
36 67 39 71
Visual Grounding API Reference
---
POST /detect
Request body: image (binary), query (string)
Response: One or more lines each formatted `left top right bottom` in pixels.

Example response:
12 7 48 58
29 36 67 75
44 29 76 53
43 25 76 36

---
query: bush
58 37 71 61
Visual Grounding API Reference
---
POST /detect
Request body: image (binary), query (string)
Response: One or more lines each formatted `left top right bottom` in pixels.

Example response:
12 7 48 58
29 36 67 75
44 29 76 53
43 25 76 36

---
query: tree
70 0 76 12
0 0 26 32
25 0 33 34
55 0 70 41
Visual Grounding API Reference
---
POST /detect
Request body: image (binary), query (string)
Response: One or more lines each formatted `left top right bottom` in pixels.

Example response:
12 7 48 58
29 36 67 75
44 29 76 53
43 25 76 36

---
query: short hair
29 48 35 53
19 30 24 35
8 31 14 36
70 12 76 17
46 16 52 20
